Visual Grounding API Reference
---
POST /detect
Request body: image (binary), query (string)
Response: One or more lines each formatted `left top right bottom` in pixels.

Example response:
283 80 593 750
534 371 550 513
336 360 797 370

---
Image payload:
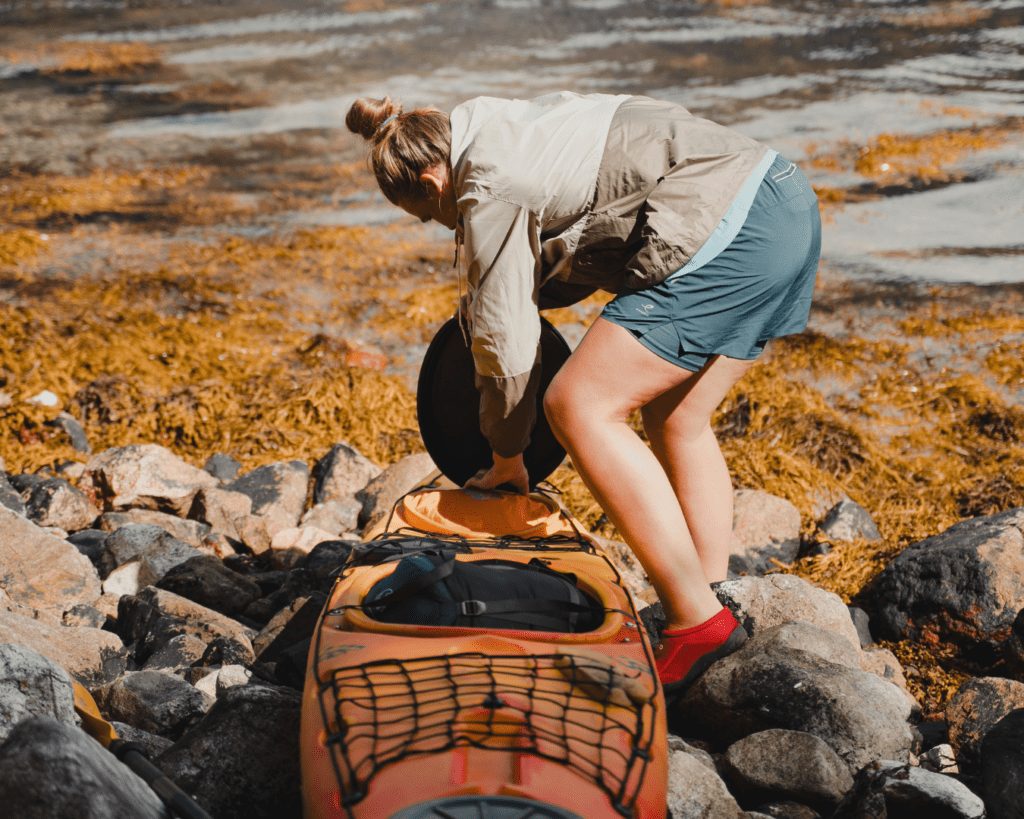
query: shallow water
2 0 1023 284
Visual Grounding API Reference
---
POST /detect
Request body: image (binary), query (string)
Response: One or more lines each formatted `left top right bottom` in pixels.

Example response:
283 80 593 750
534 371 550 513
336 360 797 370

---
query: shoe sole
660 624 748 700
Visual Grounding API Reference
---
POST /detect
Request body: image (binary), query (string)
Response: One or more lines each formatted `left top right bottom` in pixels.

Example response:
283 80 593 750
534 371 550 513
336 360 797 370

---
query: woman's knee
542 372 578 436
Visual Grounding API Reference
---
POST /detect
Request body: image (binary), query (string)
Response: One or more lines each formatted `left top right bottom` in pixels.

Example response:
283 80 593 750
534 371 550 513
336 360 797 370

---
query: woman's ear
418 166 446 198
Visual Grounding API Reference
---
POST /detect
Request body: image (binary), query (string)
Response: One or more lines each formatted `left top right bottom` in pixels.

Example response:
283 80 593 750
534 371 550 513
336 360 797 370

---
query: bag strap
458 597 594 631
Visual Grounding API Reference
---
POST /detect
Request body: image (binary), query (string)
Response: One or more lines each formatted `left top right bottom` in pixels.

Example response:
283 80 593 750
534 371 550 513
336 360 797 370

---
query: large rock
357 452 436 530
97 670 211 738
832 760 985 819
227 460 309 529
861 506 1024 650
0 643 76 742
946 676 1024 775
156 555 262 617
0 607 128 686
268 525 335 569
722 729 853 812
99 509 213 550
203 452 241 483
676 623 918 773
158 684 302 819
730 489 801 575
117 586 255 666
83 444 217 515
981 708 1024 819
0 717 169 818
0 506 101 613
24 478 98 532
300 498 362 536
312 442 380 505
715 574 862 654
142 633 209 674
188 486 252 543
100 523 203 585
667 743 744 818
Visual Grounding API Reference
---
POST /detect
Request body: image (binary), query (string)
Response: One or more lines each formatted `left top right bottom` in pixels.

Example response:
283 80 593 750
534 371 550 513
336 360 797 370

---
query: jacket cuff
475 361 543 457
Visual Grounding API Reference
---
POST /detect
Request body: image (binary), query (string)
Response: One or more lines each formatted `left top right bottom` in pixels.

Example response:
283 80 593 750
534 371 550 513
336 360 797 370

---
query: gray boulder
716 574 862 654
946 676 1024 775
312 442 380 504
981 708 1024 819
861 506 1024 650
301 497 362 535
117 586 255 667
24 478 98 532
0 643 76 742
142 634 209 674
818 499 881 543
111 721 174 759
0 717 169 818
832 760 985 819
722 729 853 812
82 444 218 515
51 411 91 453
0 505 101 613
729 489 802 575
676 623 918 773
0 607 127 687
227 460 309 529
99 509 212 550
667 741 745 818
203 453 241 483
188 486 253 543
97 670 211 739
158 684 302 819
156 555 262 617
99 524 203 595
357 452 437 531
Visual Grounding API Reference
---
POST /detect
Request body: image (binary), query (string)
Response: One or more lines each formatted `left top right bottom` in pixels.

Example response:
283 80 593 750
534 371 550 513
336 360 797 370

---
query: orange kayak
300 488 668 818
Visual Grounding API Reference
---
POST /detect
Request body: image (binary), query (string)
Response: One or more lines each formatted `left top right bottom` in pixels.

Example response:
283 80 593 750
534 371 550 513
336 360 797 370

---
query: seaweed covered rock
0 717 169 819
860 506 1024 652
675 623 918 773
0 506 101 613
832 760 985 819
946 676 1024 775
0 608 128 686
729 489 801 575
312 442 380 505
980 708 1024 819
83 444 217 515
24 477 98 532
0 643 76 742
722 729 853 812
158 684 301 819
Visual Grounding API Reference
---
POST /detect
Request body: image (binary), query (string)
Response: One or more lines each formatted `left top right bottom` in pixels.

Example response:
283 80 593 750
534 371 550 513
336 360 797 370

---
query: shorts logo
637 303 655 316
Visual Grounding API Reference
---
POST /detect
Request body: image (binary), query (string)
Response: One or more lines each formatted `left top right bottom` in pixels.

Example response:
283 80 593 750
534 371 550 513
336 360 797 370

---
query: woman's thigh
545 317 702 424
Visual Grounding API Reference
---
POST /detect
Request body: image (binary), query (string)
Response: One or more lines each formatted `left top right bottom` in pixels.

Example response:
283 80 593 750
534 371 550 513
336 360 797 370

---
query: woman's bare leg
543 318 723 630
641 355 756 583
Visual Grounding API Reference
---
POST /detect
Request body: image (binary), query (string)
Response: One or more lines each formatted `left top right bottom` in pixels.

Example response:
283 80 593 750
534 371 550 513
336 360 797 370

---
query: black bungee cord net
311 480 661 818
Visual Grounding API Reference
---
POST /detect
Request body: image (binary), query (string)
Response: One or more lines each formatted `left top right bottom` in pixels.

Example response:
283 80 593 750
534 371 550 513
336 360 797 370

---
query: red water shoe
655 606 748 696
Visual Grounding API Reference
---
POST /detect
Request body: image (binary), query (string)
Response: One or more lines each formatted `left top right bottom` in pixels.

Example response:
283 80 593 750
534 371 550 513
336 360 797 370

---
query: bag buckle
459 600 487 616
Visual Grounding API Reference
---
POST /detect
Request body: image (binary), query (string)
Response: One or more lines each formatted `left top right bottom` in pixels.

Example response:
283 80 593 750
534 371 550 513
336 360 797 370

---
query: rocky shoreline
1 440 1021 817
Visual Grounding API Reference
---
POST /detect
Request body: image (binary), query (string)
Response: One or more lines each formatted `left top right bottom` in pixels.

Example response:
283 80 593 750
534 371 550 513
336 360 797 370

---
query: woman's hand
464 452 530 494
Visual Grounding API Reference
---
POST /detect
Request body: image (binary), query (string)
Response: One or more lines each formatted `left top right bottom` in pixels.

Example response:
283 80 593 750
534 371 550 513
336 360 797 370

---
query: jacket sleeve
538 278 598 311
460 192 543 458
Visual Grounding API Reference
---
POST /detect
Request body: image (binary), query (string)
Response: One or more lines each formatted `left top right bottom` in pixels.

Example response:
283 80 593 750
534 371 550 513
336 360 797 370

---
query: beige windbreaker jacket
450 92 768 457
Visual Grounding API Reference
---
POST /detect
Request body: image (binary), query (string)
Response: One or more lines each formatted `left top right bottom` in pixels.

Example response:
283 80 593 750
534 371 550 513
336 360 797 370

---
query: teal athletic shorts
601 153 821 372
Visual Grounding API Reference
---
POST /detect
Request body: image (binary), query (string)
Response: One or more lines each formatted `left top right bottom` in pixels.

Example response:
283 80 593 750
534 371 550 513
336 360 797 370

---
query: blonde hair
345 96 451 205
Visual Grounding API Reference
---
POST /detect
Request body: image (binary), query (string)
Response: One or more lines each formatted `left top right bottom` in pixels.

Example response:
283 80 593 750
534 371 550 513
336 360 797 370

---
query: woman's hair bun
345 96 402 140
